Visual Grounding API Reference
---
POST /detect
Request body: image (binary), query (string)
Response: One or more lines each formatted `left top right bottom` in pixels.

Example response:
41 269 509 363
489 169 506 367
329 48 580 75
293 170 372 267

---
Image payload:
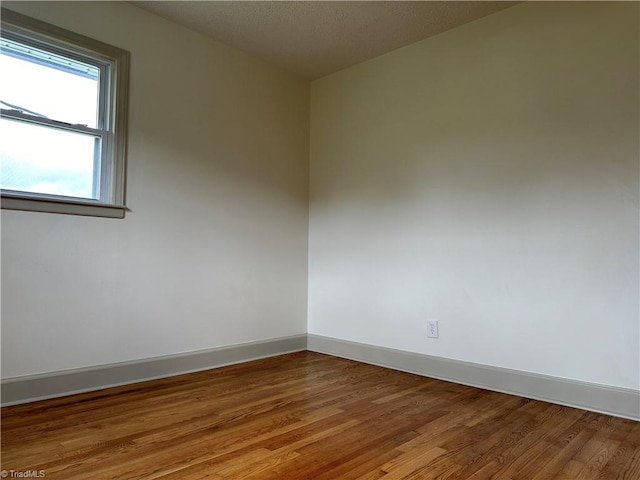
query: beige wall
2 1 637 392
1 2 309 377
308 2 639 389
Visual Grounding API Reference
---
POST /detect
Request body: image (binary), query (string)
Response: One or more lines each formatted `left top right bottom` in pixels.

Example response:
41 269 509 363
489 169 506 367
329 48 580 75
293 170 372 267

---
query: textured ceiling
132 1 519 80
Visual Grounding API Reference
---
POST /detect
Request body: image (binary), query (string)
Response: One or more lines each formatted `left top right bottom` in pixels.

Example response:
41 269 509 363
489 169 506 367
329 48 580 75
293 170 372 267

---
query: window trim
0 8 130 219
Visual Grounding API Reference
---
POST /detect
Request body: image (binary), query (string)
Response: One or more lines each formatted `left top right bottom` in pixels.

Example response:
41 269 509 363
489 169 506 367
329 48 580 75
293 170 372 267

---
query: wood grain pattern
1 352 638 479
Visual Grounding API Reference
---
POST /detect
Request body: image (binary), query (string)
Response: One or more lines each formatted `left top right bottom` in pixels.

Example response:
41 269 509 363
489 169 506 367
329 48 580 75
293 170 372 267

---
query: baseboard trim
4 333 638 420
307 334 640 421
1 335 307 406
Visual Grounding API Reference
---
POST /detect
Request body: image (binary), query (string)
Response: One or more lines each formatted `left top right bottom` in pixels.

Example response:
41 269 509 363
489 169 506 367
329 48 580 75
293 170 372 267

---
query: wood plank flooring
2 351 639 479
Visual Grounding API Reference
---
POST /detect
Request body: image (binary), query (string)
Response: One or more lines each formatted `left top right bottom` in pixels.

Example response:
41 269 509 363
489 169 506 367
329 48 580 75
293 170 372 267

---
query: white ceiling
132 1 520 79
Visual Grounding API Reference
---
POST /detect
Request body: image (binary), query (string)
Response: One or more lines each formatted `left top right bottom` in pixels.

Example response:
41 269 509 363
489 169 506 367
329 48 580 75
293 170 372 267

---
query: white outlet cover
427 320 439 338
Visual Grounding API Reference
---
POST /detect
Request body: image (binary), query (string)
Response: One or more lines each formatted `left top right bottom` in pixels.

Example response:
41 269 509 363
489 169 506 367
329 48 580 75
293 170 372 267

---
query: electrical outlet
427 320 439 338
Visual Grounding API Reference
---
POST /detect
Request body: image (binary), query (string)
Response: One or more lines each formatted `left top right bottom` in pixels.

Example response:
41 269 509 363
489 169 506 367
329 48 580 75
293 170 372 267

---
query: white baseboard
307 334 640 421
3 333 638 421
1 335 307 406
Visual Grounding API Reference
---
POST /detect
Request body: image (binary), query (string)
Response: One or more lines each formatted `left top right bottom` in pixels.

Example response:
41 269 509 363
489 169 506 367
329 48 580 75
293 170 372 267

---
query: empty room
1 1 638 479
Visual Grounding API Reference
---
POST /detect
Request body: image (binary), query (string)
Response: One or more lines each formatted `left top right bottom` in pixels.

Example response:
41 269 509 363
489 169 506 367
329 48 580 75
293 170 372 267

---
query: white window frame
0 9 130 219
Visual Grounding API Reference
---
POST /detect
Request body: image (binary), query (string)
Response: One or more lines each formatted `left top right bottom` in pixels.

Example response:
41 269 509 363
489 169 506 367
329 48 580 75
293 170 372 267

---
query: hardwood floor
2 351 639 479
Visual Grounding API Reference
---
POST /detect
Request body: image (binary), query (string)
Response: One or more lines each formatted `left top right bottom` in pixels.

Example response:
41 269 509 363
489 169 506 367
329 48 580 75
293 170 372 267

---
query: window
0 9 129 218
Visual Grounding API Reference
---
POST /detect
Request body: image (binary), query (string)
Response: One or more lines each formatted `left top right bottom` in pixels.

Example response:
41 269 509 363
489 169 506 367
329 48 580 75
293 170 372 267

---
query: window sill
1 192 127 219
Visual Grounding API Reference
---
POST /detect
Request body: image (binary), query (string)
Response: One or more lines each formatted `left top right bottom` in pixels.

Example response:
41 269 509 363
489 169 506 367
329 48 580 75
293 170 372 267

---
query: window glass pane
0 118 99 199
0 38 100 128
